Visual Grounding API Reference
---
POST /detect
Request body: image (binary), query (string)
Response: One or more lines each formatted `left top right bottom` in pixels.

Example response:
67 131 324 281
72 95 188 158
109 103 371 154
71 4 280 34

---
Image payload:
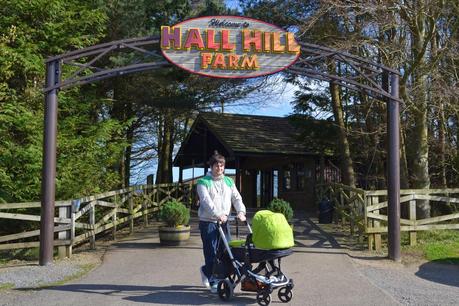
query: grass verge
0 283 15 291
402 230 459 264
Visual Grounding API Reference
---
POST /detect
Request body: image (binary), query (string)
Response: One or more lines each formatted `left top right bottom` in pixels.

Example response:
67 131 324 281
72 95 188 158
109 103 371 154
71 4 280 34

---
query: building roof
174 112 315 168
200 112 311 155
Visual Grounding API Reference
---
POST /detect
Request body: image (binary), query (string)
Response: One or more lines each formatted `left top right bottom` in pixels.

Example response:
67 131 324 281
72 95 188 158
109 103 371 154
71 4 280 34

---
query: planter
159 225 191 246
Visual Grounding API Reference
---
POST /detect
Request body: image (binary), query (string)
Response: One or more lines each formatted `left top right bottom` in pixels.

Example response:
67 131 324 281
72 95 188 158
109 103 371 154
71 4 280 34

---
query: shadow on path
415 260 459 287
46 284 255 305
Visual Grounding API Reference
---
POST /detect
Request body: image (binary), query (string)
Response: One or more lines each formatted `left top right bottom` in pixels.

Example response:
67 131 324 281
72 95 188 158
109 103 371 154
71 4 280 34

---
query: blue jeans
199 221 229 280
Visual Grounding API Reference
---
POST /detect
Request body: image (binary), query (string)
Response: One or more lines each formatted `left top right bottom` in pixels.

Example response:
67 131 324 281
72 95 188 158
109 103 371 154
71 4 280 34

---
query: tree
0 0 122 201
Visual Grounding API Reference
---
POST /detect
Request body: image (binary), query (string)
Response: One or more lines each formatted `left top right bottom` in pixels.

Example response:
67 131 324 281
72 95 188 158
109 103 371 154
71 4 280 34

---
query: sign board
160 16 300 78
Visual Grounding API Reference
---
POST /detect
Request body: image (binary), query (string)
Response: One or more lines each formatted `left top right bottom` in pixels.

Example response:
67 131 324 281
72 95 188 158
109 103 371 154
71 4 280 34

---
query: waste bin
318 198 333 223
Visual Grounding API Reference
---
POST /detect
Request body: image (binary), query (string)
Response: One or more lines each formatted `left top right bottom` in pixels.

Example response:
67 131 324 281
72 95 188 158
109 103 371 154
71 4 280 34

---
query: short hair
208 150 225 166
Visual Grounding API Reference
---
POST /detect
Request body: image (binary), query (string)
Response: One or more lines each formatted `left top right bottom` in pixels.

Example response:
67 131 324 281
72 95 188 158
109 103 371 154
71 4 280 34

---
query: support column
40 60 59 266
235 157 241 191
387 73 401 261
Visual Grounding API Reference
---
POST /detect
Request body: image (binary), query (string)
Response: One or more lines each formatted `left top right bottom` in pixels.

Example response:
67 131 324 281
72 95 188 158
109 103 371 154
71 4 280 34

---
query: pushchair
212 214 294 306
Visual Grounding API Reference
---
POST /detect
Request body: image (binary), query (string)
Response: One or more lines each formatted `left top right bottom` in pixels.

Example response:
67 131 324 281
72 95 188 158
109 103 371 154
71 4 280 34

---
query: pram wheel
217 279 233 301
278 286 293 302
256 291 271 306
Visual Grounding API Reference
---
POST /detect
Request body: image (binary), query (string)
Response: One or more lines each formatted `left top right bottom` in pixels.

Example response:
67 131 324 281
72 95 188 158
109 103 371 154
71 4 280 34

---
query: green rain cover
252 210 294 250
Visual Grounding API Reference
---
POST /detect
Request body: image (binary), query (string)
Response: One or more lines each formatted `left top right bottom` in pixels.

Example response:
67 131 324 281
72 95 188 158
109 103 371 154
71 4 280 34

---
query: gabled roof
174 112 315 168
199 112 311 155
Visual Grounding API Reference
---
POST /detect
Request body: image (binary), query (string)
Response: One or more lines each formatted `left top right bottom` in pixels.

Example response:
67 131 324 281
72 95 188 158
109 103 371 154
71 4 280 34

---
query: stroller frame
213 216 294 306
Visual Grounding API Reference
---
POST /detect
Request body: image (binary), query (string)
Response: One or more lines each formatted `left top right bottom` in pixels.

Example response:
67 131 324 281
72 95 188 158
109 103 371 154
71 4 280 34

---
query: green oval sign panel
161 16 300 79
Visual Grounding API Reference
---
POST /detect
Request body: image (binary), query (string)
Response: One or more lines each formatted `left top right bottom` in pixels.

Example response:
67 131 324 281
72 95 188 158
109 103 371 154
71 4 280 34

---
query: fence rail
0 183 192 258
316 183 459 251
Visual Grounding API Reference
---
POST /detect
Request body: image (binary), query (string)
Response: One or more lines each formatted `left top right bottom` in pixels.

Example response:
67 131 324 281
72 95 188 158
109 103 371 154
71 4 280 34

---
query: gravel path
0 251 103 289
353 259 459 306
0 262 81 288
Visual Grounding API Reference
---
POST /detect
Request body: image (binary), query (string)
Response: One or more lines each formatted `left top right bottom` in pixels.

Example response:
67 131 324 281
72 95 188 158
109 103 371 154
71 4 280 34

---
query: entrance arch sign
160 16 300 78
41 19 401 265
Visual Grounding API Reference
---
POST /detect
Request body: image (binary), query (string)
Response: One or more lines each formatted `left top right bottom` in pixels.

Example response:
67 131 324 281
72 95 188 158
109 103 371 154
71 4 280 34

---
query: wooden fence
316 183 459 251
315 183 366 238
0 183 192 258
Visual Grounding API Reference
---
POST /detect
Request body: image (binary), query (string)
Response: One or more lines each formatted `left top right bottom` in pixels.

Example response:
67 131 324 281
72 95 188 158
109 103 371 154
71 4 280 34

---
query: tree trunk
330 80 356 187
124 124 134 188
410 9 431 218
156 112 174 184
438 101 447 188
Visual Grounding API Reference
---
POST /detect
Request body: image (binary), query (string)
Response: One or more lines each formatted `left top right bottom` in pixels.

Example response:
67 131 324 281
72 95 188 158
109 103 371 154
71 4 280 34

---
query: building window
296 163 305 191
273 170 279 198
283 164 294 191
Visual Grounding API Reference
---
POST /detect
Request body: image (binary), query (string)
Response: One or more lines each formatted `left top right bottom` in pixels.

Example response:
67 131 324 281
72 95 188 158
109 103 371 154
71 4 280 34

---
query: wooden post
112 195 117 240
129 193 134 233
372 196 382 252
58 206 67 259
365 194 372 250
89 204 96 249
143 199 148 226
349 191 355 235
340 190 346 226
69 204 74 257
235 157 241 191
409 199 417 246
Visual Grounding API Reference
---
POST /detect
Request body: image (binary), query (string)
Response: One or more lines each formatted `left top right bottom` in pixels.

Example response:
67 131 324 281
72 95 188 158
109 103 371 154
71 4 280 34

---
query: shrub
159 200 190 227
267 198 293 223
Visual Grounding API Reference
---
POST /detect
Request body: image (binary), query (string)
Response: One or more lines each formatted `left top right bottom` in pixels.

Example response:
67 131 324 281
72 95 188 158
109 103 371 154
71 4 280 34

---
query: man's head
208 151 225 176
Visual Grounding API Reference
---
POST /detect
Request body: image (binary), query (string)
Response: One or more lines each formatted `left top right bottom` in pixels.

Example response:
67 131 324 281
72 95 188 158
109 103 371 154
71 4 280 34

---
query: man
197 151 246 293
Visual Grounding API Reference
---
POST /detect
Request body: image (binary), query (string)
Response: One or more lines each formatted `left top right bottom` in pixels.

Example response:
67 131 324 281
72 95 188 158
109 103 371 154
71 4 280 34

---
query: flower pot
159 225 191 246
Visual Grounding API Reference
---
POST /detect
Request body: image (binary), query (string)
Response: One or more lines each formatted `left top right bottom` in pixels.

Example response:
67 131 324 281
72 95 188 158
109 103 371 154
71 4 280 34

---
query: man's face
211 161 225 176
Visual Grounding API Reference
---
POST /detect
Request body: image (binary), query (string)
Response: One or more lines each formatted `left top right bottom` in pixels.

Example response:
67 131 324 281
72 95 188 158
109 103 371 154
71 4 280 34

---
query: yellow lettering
201 53 213 69
240 55 259 70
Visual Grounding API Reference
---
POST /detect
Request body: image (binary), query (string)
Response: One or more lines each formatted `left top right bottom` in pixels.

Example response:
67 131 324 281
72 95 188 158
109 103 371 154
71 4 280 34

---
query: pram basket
213 215 294 306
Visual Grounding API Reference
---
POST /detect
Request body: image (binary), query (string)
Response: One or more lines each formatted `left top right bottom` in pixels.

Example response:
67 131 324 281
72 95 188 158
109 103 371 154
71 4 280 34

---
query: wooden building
173 112 339 211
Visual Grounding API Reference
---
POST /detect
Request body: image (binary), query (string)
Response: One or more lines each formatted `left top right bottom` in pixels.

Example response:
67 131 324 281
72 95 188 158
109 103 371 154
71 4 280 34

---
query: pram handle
218 214 252 234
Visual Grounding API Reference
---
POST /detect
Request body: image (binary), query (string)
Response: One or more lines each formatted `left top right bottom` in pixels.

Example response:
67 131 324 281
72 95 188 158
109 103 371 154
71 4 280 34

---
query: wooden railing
0 183 192 258
316 184 459 251
315 183 366 238
365 188 459 251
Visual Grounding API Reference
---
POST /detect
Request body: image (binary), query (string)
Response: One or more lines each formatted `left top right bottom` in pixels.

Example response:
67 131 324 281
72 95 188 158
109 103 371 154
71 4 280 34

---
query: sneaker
210 281 218 293
200 267 210 289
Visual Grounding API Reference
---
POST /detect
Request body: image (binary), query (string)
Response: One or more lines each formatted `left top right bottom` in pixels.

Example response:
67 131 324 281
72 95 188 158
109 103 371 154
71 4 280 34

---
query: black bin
318 199 333 224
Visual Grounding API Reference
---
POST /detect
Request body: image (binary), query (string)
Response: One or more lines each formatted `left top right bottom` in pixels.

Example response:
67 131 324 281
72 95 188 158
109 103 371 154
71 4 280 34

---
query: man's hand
218 215 228 223
237 212 246 222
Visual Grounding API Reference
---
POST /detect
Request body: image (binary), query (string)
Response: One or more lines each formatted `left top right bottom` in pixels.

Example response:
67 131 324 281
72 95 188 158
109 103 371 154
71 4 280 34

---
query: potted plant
158 200 191 245
267 198 294 224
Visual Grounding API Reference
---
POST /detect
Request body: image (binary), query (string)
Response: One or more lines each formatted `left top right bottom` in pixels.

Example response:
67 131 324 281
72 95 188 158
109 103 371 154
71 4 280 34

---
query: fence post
409 199 417 246
365 194 372 250
90 203 96 249
371 196 382 252
112 195 117 240
69 203 75 257
340 188 346 226
143 187 149 226
129 192 134 233
58 206 67 259
349 190 355 236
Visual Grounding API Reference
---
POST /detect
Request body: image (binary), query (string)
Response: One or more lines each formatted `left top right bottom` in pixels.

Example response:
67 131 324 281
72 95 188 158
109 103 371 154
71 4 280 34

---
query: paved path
0 215 405 306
